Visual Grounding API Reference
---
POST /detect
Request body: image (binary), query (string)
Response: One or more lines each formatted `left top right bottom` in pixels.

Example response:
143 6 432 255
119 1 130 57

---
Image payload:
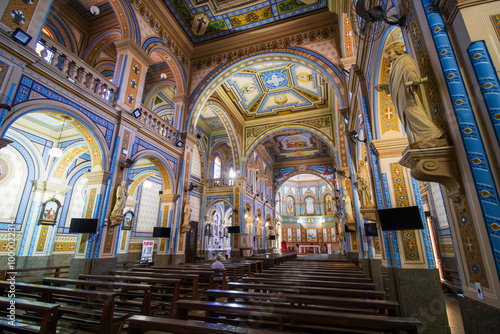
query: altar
299 245 320 253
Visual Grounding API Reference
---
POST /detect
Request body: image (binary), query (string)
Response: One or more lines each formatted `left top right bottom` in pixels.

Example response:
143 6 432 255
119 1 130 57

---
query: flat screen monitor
153 227 171 238
12 28 32 46
378 206 424 231
268 235 276 240
364 223 378 237
227 226 240 234
69 218 98 234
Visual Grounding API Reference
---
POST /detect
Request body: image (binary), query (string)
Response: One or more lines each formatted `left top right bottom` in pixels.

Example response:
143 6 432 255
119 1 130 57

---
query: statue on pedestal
180 200 192 233
344 193 354 222
375 42 444 147
110 181 127 217
356 161 373 208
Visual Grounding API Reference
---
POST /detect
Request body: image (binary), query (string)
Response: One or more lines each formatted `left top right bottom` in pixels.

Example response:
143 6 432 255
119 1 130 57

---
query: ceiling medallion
242 83 256 94
274 94 288 104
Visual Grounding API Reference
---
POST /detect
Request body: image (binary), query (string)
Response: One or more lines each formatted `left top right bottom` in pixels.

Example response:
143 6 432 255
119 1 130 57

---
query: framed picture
123 210 134 230
38 198 61 225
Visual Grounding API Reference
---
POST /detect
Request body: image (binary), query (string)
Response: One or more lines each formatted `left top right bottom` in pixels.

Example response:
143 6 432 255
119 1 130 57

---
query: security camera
90 5 100 15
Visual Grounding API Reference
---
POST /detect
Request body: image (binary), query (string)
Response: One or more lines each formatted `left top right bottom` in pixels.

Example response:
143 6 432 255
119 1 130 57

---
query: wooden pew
0 296 59 334
116 260 149 270
134 267 225 289
0 266 69 283
110 270 199 299
126 315 284 334
0 282 126 334
79 274 180 315
242 276 377 290
254 272 373 283
175 300 420 334
227 282 386 299
42 278 154 316
204 289 399 315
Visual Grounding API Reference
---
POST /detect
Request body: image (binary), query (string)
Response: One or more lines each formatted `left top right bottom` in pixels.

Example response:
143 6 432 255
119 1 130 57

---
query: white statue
344 193 354 221
110 181 127 216
356 161 373 208
376 42 444 145
180 200 192 233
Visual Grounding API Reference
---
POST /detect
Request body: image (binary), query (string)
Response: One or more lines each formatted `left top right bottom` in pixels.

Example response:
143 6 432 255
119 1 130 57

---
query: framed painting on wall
123 210 134 230
38 198 61 225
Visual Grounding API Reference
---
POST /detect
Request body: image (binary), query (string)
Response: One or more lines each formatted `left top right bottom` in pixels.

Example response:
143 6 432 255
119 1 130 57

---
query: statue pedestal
109 216 124 227
0 137 13 149
399 146 460 193
360 206 379 223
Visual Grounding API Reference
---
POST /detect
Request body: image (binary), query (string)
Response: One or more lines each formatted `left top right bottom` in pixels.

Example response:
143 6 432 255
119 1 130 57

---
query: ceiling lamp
160 73 167 79
90 5 100 15
49 118 67 158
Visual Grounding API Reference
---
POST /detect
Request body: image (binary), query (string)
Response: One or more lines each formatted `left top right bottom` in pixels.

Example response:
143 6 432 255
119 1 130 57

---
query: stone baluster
86 75 95 91
68 62 78 81
61 56 71 76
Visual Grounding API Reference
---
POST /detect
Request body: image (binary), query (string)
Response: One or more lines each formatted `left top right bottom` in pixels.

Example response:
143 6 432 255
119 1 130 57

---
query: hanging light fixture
49 117 67 158
143 160 153 188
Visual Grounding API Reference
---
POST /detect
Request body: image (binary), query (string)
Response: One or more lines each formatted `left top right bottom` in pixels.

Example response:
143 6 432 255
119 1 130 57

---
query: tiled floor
445 294 465 334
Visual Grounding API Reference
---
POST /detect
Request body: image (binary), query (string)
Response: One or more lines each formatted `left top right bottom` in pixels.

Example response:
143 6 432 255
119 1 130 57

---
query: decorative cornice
370 137 409 158
191 26 336 71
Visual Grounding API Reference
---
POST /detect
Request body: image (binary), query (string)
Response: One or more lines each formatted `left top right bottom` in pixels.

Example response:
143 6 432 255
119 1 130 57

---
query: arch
143 81 176 108
205 198 233 212
245 125 338 171
203 103 242 171
1 103 108 171
128 151 175 193
143 40 187 92
108 0 140 44
186 49 346 133
83 30 122 67
275 171 335 192
44 15 75 53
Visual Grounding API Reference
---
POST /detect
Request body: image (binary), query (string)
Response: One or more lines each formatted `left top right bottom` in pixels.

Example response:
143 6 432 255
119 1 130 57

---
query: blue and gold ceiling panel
162 0 327 44
222 61 328 119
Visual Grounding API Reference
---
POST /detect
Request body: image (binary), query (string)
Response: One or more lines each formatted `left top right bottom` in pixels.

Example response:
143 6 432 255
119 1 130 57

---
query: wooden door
185 221 198 263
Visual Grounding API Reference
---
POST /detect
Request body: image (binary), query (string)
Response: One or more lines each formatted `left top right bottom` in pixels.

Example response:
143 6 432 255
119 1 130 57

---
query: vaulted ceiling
222 62 328 120
162 0 328 44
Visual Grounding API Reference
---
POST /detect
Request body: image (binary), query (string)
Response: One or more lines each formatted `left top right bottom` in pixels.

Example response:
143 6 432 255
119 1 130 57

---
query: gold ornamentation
274 94 288 104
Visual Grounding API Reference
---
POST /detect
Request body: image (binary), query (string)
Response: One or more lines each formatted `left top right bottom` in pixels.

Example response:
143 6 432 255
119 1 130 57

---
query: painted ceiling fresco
198 106 225 131
263 131 330 161
162 0 327 44
223 62 328 119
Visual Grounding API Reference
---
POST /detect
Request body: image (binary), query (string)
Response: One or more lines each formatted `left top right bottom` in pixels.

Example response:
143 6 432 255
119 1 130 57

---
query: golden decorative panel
1 0 39 30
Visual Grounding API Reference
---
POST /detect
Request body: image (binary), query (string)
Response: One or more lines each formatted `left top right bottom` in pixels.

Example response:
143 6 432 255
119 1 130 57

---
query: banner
141 240 154 261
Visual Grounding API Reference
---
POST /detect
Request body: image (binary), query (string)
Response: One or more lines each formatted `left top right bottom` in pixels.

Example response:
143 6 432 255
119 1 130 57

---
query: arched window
229 166 235 178
213 156 221 178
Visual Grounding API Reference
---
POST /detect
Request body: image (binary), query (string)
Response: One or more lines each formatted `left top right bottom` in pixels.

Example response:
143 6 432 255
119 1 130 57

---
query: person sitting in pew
212 254 229 283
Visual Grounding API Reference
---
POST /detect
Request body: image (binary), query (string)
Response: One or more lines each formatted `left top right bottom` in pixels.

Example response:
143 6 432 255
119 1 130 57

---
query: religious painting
305 197 314 215
281 134 313 151
204 223 212 236
323 229 328 242
286 196 295 215
331 227 336 241
306 229 317 242
325 194 334 214
297 228 301 242
38 198 61 225
287 228 293 242
123 211 133 230
275 167 293 183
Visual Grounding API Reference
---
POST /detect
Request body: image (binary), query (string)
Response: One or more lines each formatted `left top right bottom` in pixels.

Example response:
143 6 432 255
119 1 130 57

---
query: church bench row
0 282 127 334
125 315 284 334
79 274 180 314
203 289 399 315
227 282 386 299
0 296 59 334
254 272 373 282
174 299 420 334
241 276 377 290
0 266 70 284
268 266 366 276
109 270 199 299
42 277 154 316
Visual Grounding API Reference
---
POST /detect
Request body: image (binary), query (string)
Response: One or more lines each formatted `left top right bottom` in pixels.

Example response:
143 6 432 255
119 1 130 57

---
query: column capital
114 38 154 67
32 180 72 195
84 171 111 185
180 132 197 147
172 93 188 104
370 137 409 158
159 193 179 203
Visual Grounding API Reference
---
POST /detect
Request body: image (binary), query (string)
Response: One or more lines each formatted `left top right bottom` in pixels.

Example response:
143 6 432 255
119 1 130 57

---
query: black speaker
268 235 276 240
227 226 240 234
69 218 98 234
153 227 171 238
